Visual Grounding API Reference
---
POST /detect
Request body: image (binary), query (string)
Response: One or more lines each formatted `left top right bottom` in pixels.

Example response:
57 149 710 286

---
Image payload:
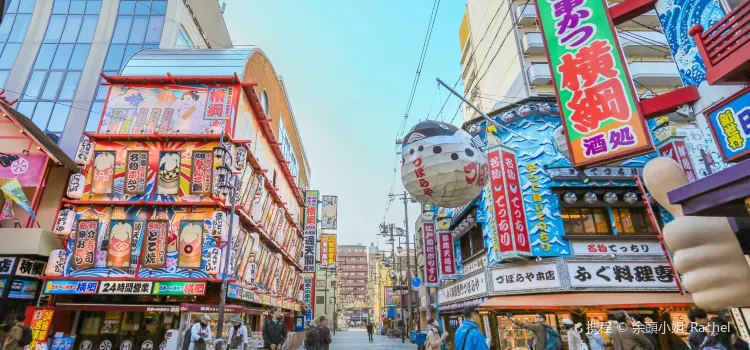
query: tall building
1 0 231 154
457 0 680 122
336 243 370 325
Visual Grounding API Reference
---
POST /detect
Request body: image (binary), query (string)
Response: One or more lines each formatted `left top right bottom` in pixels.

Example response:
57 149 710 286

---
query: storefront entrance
73 310 178 350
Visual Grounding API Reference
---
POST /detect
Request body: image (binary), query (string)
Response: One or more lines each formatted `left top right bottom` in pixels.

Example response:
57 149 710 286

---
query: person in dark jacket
631 314 659 350
262 309 287 350
318 316 332 350
689 308 709 350
611 311 654 350
366 322 374 341
510 312 554 350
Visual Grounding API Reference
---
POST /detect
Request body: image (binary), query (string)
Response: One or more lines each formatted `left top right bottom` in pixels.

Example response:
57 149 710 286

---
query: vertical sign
320 195 338 229
437 230 458 279
501 150 530 253
73 220 98 269
124 151 148 194
326 234 336 267
142 220 168 268
422 221 438 287
303 274 315 325
487 146 530 262
705 87 750 163
535 0 653 167
658 139 697 182
303 190 319 272
319 234 336 268
488 148 512 257
28 308 54 350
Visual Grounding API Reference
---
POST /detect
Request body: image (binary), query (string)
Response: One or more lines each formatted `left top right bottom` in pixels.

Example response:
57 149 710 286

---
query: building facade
1 0 231 156
336 244 370 325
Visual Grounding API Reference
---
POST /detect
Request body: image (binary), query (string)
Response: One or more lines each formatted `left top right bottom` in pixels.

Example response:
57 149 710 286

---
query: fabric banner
1 179 35 219
0 194 15 220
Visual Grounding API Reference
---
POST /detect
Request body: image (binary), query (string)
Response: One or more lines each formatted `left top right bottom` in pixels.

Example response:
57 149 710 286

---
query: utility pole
389 191 417 333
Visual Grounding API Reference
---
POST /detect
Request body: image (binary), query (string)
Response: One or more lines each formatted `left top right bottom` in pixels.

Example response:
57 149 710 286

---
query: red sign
437 230 457 278
488 150 513 253
658 140 696 182
501 150 530 253
26 308 53 350
73 220 98 269
422 221 438 286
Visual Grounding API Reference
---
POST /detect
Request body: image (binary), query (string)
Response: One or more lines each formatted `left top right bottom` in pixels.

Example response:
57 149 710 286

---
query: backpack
544 326 563 350
18 325 33 347
305 326 321 346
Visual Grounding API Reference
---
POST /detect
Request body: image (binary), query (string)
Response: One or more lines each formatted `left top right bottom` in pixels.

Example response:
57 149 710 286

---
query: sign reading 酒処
437 272 487 305
568 261 678 289
705 86 750 163
490 263 562 294
422 221 439 286
535 0 653 167
571 241 663 256
303 191 319 272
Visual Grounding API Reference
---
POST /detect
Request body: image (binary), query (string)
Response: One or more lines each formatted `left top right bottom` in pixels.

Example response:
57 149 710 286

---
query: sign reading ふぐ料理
567 261 678 289
535 0 653 167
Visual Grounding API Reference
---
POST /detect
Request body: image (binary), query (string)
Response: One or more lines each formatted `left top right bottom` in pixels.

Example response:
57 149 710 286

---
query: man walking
262 309 287 350
454 306 489 350
318 316 332 350
509 312 561 350
366 321 374 342
611 311 654 350
688 308 709 350
2 315 29 350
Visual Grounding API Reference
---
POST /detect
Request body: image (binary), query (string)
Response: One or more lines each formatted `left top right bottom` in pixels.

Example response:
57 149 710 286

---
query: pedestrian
631 314 659 350
304 317 322 350
587 319 607 350
563 318 584 350
454 306 489 350
187 314 212 350
262 308 288 350
2 314 30 350
509 312 561 350
689 308 710 350
424 317 449 350
700 317 731 350
733 336 749 350
611 311 654 350
227 315 248 350
366 321 374 342
318 316 332 350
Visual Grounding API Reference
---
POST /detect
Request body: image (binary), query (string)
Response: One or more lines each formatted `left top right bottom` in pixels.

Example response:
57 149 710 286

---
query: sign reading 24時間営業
706 86 750 163
535 0 653 167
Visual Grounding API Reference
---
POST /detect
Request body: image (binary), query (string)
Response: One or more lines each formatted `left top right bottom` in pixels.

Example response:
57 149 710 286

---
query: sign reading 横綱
657 138 697 182
437 230 458 279
568 261 679 289
422 221 439 286
535 0 653 167
303 191 319 272
705 86 750 163
490 263 562 294
486 145 530 263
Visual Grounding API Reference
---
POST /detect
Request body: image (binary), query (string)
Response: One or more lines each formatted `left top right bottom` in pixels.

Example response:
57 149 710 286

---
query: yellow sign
29 308 54 350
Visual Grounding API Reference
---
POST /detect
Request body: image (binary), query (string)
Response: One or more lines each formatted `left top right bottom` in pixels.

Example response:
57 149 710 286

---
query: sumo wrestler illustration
158 152 181 194
107 221 133 268
92 151 116 194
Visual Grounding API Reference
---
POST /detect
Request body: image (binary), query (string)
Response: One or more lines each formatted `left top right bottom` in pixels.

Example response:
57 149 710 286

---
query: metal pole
324 267 329 315
435 285 445 350
215 175 237 350
436 77 531 142
402 192 414 336
333 276 337 335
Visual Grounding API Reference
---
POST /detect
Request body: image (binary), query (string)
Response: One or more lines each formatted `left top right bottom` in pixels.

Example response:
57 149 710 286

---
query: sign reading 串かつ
706 86 750 162
535 0 653 167
568 262 678 289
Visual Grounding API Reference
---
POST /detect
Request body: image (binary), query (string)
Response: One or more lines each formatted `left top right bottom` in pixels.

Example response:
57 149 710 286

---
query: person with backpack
510 312 561 350
3 314 31 350
563 318 586 350
366 322 374 342
454 306 489 350
611 311 654 350
262 309 287 350
227 315 248 350
304 317 323 350
317 316 332 350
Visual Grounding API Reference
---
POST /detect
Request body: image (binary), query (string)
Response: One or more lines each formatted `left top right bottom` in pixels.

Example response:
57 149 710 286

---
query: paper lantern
584 192 598 204
74 141 93 166
53 209 75 236
244 261 258 284
562 192 577 204
236 146 247 170
623 192 638 204
401 121 487 208
45 249 67 276
210 211 228 239
603 192 618 204
66 173 85 199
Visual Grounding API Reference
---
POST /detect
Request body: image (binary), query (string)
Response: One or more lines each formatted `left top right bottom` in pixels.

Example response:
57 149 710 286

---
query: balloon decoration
562 192 577 204
603 192 618 204
401 121 488 208
623 192 638 204
584 192 598 204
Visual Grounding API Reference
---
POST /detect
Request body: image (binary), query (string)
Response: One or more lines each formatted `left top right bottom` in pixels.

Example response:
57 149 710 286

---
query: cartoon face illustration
623 192 638 204
170 91 202 119
562 192 577 204
93 152 115 171
583 192 598 204
603 192 618 204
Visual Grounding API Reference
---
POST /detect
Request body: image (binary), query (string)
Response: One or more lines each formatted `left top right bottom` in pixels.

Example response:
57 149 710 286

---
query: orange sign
28 308 54 350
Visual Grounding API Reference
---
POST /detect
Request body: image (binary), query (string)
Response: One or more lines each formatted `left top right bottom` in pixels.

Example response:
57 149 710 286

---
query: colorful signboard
0 257 16 275
320 195 338 229
303 274 315 324
141 220 168 268
486 146 530 262
99 281 153 295
43 280 206 295
9 280 38 299
706 86 750 163
124 151 148 194
152 281 207 295
568 261 679 289
43 280 99 295
303 190 319 272
0 154 47 187
107 220 134 268
28 308 54 350
657 138 697 181
73 220 98 269
535 0 653 167
14 258 46 279
422 221 439 287
437 230 458 279
319 233 337 268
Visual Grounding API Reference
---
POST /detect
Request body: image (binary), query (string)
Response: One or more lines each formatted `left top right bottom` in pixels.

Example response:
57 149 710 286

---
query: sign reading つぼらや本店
535 0 653 167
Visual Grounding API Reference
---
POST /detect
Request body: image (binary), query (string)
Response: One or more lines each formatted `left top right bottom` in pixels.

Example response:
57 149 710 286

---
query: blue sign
295 316 304 332
411 277 421 288
44 280 99 294
0 279 6 294
9 279 38 299
707 86 750 162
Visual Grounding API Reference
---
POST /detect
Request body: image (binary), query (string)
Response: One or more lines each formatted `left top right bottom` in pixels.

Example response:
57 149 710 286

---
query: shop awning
481 293 694 310
55 303 180 312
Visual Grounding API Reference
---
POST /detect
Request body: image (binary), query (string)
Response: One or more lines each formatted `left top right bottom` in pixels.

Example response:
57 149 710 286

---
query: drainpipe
508 0 533 98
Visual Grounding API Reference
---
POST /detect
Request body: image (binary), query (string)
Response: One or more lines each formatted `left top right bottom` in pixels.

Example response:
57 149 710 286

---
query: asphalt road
295 328 417 349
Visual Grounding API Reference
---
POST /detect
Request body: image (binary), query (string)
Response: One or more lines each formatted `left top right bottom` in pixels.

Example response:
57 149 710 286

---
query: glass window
31 102 54 129
78 15 98 43
46 104 71 132
151 0 167 14
68 1 85 14
44 15 66 42
16 101 35 116
52 1 70 14
104 44 125 70
51 44 74 69
61 15 83 43
142 44 158 49
144 16 164 43
85 0 101 14
24 71 47 99
86 102 104 132
112 16 132 44
59 71 81 100
0 14 13 42
15 0 36 13
69 44 90 70
561 208 610 235
129 16 148 43
94 84 109 100
9 14 31 42
611 208 656 234
41 72 64 100
123 44 141 65
0 44 21 69
33 44 56 69
134 0 151 15
0 71 8 88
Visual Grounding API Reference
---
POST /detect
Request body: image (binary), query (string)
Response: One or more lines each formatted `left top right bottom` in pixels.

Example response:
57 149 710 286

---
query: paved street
295 329 417 349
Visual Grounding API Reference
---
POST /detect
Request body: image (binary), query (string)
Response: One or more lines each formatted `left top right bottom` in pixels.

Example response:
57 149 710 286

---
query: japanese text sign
490 263 562 294
99 281 153 295
0 257 16 275
319 234 337 268
438 273 487 305
487 146 530 261
568 261 678 289
303 274 315 324
706 86 750 162
437 230 458 279
73 220 98 269
303 190 319 272
571 241 662 256
15 258 46 278
657 139 697 182
28 308 54 350
535 0 653 166
422 221 439 286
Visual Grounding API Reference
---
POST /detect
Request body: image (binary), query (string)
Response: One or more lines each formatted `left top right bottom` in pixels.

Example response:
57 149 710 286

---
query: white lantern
584 192 598 204
45 249 67 276
400 121 487 208
244 261 258 284
236 146 247 170
624 192 639 204
205 247 220 275
603 192 618 204
74 141 93 166
53 209 75 236
562 192 577 204
67 173 85 199
210 211 228 239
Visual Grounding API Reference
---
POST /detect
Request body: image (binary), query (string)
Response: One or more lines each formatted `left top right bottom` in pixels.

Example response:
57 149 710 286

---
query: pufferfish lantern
401 121 487 208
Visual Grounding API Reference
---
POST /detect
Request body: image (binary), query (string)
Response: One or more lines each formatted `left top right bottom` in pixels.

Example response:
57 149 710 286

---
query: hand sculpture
643 157 750 310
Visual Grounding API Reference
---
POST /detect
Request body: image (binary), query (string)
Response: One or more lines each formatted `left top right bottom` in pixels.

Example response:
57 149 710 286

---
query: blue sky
224 1 466 247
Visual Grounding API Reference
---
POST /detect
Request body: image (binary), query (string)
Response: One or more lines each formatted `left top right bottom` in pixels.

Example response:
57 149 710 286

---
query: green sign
151 281 206 295
535 0 652 167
